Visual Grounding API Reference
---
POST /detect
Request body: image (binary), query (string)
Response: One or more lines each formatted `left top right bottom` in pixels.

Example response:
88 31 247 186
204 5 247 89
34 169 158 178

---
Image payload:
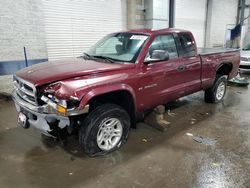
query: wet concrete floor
0 76 250 188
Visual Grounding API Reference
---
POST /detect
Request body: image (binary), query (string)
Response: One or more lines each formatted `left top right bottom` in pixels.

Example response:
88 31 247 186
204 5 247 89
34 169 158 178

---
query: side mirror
144 50 170 64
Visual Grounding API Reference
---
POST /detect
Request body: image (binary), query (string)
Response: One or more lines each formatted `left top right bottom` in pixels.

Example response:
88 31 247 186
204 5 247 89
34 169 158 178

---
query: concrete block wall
0 0 48 93
127 0 145 29
0 0 47 61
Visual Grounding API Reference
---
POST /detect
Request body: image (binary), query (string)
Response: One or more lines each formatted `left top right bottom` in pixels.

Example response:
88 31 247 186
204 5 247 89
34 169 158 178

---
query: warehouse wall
205 0 238 47
127 0 145 29
144 0 169 29
127 0 169 30
0 0 244 94
175 0 207 47
0 0 48 67
0 0 48 93
245 17 250 46
242 0 250 47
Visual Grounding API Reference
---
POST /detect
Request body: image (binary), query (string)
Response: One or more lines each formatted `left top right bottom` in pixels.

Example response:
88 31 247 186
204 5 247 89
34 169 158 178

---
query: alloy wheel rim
216 82 225 100
97 118 123 151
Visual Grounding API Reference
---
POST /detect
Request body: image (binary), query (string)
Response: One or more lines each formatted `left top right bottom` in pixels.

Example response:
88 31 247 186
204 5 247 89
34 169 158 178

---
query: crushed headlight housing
41 95 68 116
56 104 67 115
40 94 88 116
56 99 67 115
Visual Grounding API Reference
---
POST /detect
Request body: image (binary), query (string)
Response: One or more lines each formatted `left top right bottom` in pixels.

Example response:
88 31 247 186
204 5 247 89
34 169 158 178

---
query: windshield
86 33 149 63
243 44 250 51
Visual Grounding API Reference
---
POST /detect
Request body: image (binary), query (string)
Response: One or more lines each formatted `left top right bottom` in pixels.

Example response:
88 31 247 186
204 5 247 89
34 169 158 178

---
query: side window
147 34 178 61
178 34 196 57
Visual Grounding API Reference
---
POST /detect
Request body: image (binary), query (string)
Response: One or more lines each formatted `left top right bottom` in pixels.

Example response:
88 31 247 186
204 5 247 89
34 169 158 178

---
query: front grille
239 65 250 69
241 57 250 62
13 76 38 105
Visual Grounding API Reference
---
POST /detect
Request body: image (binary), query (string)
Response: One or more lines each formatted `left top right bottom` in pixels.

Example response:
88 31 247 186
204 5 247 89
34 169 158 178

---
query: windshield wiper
82 52 92 58
91 55 115 63
83 52 91 57
78 52 92 59
82 53 116 63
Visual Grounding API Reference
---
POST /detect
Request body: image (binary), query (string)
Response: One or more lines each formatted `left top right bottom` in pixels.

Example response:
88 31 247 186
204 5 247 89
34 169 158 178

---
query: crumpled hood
16 58 134 86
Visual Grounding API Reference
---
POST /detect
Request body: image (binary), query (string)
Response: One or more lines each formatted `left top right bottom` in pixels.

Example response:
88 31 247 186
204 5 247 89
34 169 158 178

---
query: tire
204 75 227 103
79 103 131 156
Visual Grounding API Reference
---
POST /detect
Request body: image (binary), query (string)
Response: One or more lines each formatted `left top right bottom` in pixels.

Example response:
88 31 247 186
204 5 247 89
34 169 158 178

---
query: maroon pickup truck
12 28 240 156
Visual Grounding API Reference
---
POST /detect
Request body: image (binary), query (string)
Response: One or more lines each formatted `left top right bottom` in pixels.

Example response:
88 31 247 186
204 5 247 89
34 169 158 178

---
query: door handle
177 65 186 72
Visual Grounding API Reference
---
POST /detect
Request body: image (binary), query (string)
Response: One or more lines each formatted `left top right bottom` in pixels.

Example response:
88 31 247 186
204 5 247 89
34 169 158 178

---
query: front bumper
240 61 250 70
12 90 88 136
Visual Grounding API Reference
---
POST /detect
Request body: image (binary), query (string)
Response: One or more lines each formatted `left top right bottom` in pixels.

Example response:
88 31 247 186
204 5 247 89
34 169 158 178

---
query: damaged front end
12 76 89 137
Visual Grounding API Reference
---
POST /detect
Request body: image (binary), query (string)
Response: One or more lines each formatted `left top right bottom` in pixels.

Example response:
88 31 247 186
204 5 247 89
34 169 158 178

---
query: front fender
78 84 136 110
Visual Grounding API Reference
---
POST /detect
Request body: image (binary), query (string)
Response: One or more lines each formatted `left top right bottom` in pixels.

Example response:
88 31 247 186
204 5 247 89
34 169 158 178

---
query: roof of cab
126 28 190 35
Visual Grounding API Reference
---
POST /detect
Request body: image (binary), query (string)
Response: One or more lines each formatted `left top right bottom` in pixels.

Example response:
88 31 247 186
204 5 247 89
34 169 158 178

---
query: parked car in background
12 28 240 156
240 43 250 71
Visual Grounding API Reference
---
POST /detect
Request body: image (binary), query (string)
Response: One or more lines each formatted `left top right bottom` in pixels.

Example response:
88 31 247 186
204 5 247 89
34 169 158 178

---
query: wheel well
88 90 136 128
216 63 233 76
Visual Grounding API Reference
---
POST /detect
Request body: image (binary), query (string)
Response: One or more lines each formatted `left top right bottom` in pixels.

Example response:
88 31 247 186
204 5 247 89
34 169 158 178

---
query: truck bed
198 47 239 55
198 47 240 89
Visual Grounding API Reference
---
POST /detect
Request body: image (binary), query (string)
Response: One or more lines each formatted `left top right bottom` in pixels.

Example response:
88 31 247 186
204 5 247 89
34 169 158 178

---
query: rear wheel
79 103 130 156
204 75 227 103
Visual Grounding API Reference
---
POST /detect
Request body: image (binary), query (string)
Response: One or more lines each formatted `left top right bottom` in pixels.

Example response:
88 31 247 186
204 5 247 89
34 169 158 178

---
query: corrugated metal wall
42 0 126 60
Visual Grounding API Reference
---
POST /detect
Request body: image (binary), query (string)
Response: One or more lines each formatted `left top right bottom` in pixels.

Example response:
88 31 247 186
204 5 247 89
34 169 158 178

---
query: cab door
176 33 202 94
138 34 186 110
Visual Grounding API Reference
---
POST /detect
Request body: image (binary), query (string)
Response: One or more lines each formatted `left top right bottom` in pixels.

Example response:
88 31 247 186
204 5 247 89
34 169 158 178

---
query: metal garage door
42 0 126 60
175 0 207 47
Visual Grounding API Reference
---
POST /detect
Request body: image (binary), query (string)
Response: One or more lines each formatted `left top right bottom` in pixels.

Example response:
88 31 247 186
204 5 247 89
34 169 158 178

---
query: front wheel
204 75 227 103
79 103 131 156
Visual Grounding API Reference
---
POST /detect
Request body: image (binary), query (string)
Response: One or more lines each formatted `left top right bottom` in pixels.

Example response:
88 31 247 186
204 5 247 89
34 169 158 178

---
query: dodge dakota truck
12 28 240 156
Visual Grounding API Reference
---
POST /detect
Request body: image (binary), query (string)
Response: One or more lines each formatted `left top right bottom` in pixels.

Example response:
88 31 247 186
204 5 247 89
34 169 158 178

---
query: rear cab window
177 33 196 57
